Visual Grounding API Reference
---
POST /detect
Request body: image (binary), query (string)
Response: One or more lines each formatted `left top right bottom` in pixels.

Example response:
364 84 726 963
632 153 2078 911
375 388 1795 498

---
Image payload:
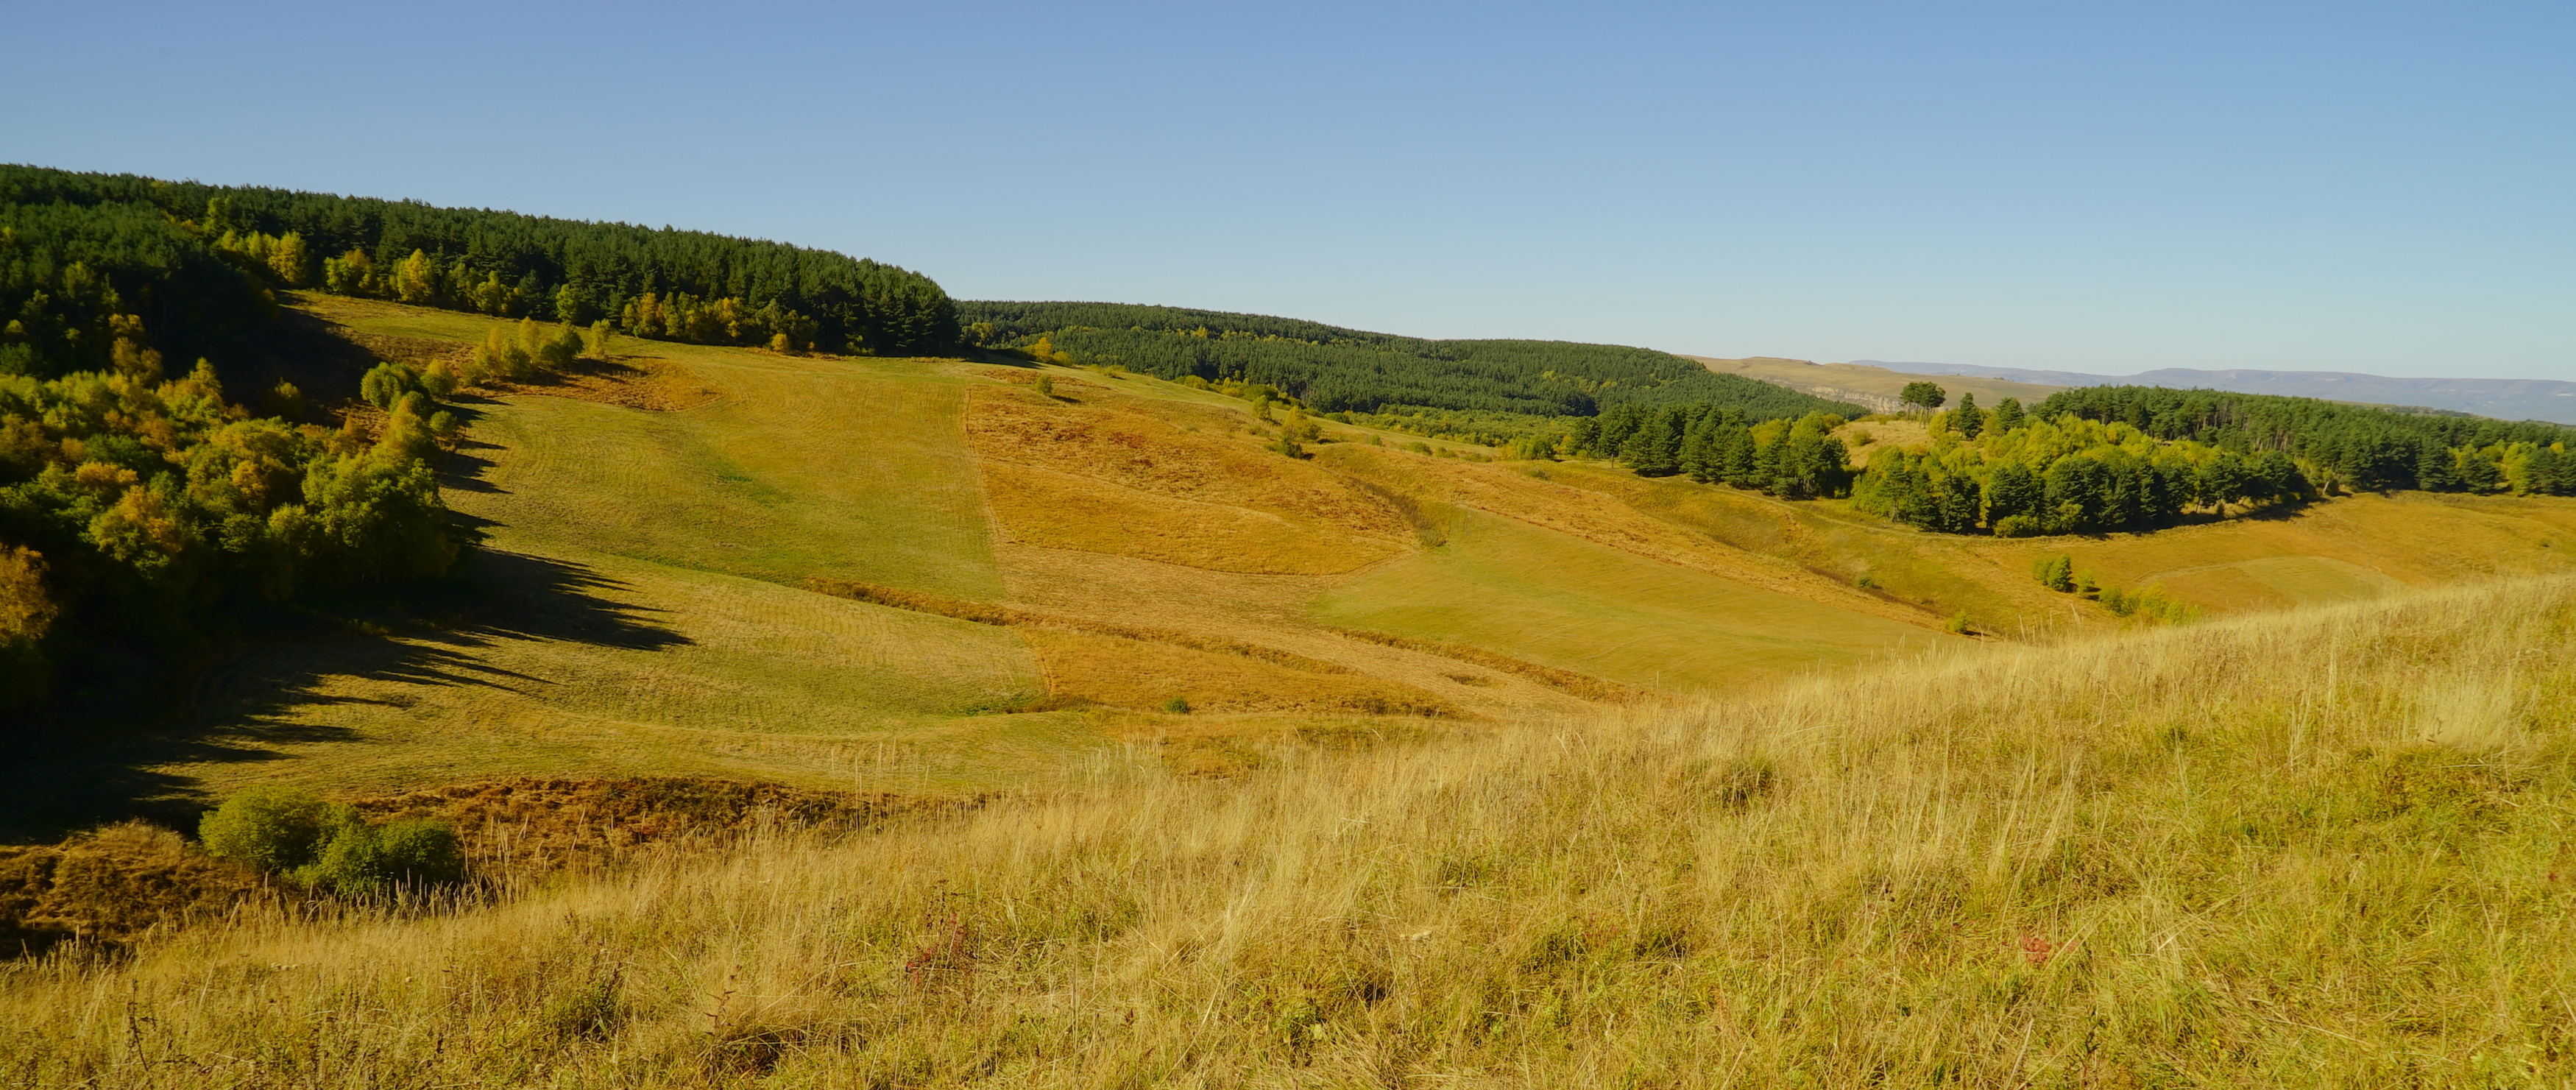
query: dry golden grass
1690 355 2064 411
803 576 1351 675
177 545 1061 802
12 577 2570 1086
1318 446 1928 629
1323 626 1635 703
966 385 1415 542
1315 506 1952 694
1990 492 2576 616
0 825 263 957
984 544 1602 721
345 777 956 879
176 295 2576 822
977 461 1401 576
497 355 724 412
1021 628 1462 719
1835 416 1932 452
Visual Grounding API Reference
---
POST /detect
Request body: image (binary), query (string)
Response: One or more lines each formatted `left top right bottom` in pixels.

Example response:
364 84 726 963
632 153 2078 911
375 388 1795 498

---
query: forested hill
958 301 1859 420
0 166 949 724
2035 386 2576 493
1 165 957 367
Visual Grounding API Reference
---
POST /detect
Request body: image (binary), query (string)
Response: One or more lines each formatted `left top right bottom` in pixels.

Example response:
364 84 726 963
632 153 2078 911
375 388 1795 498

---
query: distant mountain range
1853 363 2576 425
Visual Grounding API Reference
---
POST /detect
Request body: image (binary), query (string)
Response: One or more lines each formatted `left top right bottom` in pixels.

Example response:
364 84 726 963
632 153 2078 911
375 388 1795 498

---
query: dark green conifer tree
1982 461 2041 528
2416 439 2460 492
1621 407 1685 476
2459 451 2504 492
1679 412 1719 482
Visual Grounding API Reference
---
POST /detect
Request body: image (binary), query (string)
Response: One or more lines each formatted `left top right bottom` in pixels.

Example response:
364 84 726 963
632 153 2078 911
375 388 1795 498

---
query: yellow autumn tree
394 250 438 305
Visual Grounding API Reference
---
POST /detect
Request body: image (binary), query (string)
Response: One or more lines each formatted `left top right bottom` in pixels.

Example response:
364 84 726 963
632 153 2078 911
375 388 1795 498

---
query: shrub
1163 696 1192 714
359 362 422 410
265 380 306 420
1992 514 2043 538
2032 553 2075 592
475 326 537 381
297 820 386 895
2107 584 2199 626
419 360 459 397
297 817 464 896
375 818 466 885
198 787 337 871
200 788 462 895
527 320 583 371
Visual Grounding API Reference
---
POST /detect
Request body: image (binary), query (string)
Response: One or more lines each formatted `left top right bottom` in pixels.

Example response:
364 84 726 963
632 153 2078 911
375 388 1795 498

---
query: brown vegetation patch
980 461 1401 575
965 386 1412 541
0 824 265 958
349 777 965 877
803 576 1348 673
1327 626 1635 703
481 355 721 411
1022 629 1464 718
330 328 473 372
1836 417 1931 453
978 367 1103 393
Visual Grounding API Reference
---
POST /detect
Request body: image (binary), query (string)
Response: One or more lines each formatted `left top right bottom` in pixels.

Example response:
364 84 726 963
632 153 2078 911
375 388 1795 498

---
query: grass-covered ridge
4 576 2568 1085
958 300 1861 419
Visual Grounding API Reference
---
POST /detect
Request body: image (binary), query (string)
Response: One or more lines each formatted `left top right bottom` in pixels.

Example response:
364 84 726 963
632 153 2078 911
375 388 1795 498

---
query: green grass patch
1312 509 1942 694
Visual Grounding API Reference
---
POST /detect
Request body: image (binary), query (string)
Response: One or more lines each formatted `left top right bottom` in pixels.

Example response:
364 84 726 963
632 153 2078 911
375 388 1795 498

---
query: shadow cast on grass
0 548 691 842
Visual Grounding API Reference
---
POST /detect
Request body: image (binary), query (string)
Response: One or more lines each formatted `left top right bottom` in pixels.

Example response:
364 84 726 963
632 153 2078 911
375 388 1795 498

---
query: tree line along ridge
1 163 958 375
957 301 1864 421
1560 383 2576 538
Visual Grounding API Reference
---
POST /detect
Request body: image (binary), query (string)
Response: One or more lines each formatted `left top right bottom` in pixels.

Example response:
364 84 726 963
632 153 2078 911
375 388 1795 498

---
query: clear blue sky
7 1 2569 380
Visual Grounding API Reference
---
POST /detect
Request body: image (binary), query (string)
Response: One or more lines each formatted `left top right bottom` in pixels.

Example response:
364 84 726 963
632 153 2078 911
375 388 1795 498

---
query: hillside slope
15 294 2575 835
10 573 2570 1086
1688 355 2065 414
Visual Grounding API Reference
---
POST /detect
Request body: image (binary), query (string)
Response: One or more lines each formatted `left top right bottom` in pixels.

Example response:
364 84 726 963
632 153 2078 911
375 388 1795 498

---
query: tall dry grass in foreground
7 578 2575 1088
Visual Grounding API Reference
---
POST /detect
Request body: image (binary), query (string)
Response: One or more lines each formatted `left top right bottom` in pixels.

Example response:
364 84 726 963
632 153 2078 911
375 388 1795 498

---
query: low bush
197 787 338 872
199 788 462 896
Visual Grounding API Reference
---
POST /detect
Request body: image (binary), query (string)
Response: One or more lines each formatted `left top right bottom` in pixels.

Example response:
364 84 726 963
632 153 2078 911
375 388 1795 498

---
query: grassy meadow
1313 507 1946 693
17 170 2575 1085
8 574 2571 1086
21 294 2546 828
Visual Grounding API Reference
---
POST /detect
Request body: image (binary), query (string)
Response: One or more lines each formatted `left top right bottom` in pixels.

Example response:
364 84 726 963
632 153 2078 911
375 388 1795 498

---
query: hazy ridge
1861 360 2576 424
